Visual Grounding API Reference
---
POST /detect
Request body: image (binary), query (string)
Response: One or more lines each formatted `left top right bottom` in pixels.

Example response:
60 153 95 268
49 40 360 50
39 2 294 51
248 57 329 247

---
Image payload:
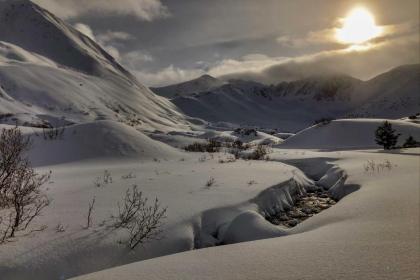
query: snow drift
280 119 420 150
25 121 184 166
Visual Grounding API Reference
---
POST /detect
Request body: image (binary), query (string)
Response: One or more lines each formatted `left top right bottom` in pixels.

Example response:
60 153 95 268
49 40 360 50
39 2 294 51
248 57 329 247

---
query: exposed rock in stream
266 187 336 227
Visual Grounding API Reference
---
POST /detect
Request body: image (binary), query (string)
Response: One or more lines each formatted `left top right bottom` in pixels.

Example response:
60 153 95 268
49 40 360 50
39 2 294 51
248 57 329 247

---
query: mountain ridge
0 0 190 132
151 64 419 131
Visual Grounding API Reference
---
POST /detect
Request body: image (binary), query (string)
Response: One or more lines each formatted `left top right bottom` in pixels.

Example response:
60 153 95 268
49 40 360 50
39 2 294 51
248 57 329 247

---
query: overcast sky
33 0 419 86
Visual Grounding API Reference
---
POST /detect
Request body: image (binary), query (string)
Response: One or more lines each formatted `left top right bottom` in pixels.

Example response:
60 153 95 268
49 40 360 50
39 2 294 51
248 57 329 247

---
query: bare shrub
85 197 95 229
364 159 395 174
121 172 136 180
0 127 51 242
218 155 236 164
113 185 167 249
103 170 112 184
248 144 271 160
55 223 66 233
184 139 221 153
198 155 207 162
93 170 113 187
42 125 65 140
247 180 257 186
205 177 216 188
234 128 258 136
93 177 102 188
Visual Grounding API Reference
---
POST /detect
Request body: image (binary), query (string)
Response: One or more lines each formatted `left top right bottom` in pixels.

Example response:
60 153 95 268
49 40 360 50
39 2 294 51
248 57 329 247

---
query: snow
71 148 420 280
0 120 311 279
155 65 419 131
0 1 419 280
280 119 420 150
0 0 190 133
221 211 287 244
25 121 185 166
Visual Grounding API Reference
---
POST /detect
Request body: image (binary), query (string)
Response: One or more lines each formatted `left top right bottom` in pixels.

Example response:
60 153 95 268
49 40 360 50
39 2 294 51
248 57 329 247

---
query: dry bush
247 145 271 160
364 159 394 174
184 139 222 153
121 172 136 180
55 223 66 233
85 197 95 229
233 128 258 136
42 125 65 140
205 177 216 188
218 155 236 164
113 185 167 249
0 127 50 242
93 170 113 187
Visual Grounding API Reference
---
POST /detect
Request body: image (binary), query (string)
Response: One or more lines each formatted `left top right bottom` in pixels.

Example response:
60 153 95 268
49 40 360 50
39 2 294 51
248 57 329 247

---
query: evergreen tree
374 121 400 150
403 136 419 148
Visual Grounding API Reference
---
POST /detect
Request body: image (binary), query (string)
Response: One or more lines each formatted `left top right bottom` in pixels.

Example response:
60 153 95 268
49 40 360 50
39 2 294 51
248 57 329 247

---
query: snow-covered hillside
280 119 420 150
0 0 190 132
0 2 419 280
169 76 361 132
349 64 420 118
70 147 420 280
152 65 420 131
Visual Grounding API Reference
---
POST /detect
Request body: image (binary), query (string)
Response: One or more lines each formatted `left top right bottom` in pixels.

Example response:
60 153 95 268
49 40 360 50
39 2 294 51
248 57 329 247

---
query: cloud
219 33 419 84
209 20 419 84
276 28 336 48
120 51 154 71
129 27 419 87
97 31 135 44
207 54 287 78
132 65 204 87
74 23 136 60
73 23 96 40
33 0 169 20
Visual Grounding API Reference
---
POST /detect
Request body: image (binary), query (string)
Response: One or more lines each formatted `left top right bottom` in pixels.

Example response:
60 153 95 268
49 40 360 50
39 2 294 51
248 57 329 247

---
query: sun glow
336 7 382 45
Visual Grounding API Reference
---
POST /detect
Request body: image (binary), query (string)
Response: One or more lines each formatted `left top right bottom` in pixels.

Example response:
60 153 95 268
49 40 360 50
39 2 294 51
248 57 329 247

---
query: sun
336 7 382 45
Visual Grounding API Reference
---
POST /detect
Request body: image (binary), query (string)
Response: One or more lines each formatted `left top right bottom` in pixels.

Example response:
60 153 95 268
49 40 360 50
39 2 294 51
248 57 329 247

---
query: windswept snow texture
280 119 420 150
0 0 189 132
153 65 420 131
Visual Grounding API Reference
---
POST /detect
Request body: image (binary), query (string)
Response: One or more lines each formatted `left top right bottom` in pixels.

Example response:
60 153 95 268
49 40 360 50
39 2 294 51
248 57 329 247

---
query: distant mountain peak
151 74 226 99
198 74 218 80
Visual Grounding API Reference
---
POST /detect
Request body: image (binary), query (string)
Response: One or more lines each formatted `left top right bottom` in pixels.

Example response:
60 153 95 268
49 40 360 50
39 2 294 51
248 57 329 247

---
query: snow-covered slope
0 0 189 132
349 64 420 118
153 65 419 131
280 118 420 150
71 148 420 280
151 74 227 99
170 76 361 131
22 121 185 166
0 0 129 78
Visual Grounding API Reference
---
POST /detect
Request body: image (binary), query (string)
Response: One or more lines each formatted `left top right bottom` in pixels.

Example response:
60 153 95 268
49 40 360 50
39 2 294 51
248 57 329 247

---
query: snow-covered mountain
348 64 420 118
151 74 227 98
152 65 419 131
0 0 190 132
